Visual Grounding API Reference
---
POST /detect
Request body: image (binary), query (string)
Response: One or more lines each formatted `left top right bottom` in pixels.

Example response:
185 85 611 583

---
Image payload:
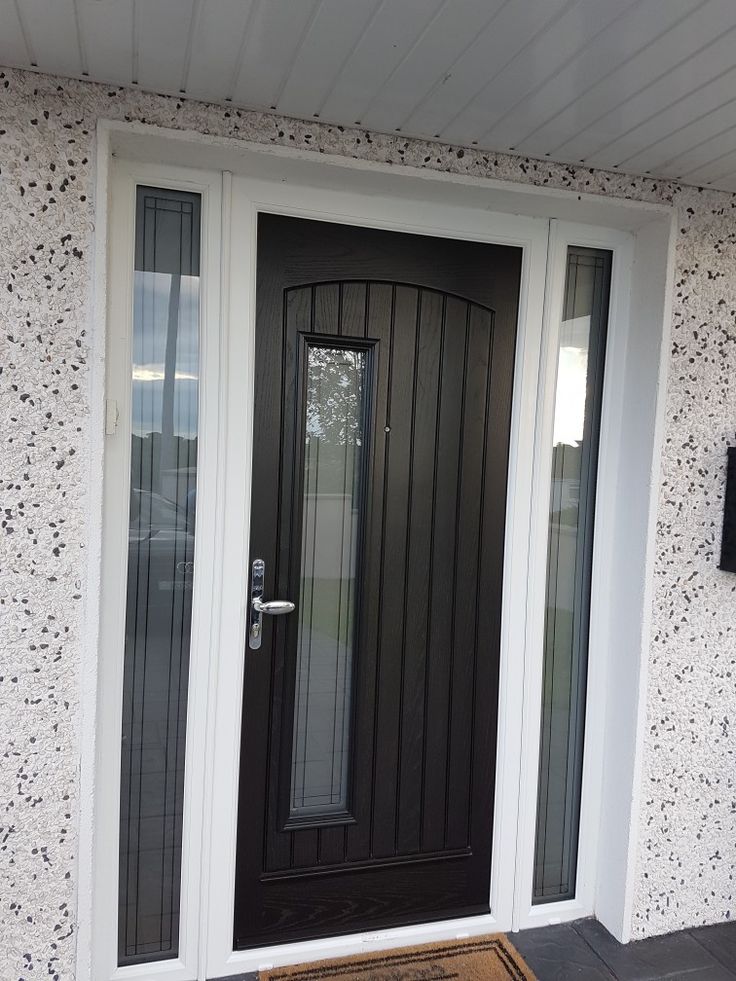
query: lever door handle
249 558 295 649
252 598 295 615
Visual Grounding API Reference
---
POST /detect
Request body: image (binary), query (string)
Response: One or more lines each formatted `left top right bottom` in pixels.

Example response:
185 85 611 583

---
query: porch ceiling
4 0 736 192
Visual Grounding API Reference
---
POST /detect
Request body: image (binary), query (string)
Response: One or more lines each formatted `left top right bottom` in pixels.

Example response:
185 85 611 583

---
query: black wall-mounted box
719 446 736 572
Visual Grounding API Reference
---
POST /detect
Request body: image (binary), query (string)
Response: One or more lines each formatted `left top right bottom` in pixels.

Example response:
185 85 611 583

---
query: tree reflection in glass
290 345 367 820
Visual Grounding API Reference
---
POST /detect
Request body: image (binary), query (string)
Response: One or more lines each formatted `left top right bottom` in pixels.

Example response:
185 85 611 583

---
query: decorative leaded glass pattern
118 186 201 964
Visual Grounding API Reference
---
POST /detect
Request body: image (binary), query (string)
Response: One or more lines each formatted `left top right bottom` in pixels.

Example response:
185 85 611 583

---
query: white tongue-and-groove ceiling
4 0 736 191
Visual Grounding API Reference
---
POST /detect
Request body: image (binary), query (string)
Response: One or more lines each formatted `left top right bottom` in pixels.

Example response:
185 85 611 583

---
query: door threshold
217 912 506 977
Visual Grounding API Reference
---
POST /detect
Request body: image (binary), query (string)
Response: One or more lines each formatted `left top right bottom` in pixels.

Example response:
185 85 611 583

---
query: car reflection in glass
127 488 195 642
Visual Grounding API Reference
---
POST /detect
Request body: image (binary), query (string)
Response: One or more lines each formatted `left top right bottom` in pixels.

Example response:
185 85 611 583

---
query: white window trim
80 120 675 981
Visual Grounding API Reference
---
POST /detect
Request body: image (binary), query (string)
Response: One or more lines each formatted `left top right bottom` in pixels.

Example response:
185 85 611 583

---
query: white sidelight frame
514 221 634 931
82 120 675 981
92 161 224 981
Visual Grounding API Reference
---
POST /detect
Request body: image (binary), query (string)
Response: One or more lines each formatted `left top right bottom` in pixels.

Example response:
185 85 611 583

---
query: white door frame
83 121 675 981
205 174 547 978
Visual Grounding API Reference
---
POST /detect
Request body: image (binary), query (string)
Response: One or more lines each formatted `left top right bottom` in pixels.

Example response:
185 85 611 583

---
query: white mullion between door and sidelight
196 168 233 981
175 165 225 981
202 176 259 981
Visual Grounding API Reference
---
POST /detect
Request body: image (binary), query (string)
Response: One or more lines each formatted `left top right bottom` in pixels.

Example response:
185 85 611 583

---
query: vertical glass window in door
533 247 612 903
118 187 201 963
290 343 368 821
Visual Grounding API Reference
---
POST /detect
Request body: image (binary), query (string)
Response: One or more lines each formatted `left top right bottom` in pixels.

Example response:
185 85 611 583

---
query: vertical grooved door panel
235 215 521 948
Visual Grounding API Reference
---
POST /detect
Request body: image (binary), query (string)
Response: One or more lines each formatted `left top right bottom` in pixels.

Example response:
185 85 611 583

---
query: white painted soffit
4 0 736 192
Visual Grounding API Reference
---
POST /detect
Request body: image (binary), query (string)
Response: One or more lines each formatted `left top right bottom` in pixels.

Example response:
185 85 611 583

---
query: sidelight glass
118 187 200 963
290 343 368 820
533 246 611 903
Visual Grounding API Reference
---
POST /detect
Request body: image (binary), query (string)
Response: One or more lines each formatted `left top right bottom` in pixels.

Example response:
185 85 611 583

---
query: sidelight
533 246 612 904
289 342 368 821
118 187 201 963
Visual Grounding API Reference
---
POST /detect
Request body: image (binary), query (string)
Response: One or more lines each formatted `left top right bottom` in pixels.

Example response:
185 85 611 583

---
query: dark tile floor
211 919 736 980
512 919 736 981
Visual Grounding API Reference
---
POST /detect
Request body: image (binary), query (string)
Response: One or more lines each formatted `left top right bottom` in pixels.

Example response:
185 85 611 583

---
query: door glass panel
533 246 611 903
118 187 200 964
290 344 367 820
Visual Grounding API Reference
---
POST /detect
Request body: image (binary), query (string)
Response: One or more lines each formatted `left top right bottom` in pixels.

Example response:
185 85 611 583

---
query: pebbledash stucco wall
1 65 736 978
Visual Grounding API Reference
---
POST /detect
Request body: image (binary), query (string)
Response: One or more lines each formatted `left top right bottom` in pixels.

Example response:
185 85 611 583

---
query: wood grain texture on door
234 215 522 948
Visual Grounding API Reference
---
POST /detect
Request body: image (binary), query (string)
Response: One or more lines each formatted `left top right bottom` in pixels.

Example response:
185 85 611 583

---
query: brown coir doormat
259 935 536 980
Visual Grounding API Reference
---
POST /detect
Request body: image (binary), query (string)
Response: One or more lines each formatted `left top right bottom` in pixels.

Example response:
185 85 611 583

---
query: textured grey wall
1 66 735 979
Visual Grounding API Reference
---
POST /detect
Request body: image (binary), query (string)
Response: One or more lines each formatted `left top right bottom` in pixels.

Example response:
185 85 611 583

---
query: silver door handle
249 558 295 650
252 598 295 615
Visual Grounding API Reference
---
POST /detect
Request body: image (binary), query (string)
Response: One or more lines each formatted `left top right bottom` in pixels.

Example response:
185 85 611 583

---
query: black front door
234 214 522 948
